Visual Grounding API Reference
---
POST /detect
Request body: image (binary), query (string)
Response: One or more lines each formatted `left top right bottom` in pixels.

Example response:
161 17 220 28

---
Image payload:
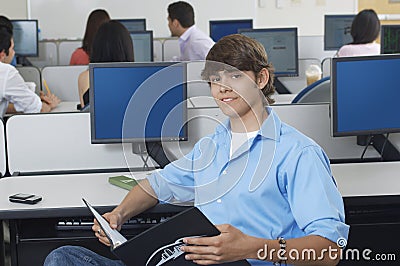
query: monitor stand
16 56 33 66
273 78 291 94
132 142 177 169
357 134 400 161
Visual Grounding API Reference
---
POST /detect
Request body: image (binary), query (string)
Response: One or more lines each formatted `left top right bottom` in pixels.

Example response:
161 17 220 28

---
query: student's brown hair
202 34 275 104
82 9 110 56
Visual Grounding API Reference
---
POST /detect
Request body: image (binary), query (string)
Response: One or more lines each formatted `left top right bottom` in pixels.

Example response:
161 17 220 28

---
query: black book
83 198 249 266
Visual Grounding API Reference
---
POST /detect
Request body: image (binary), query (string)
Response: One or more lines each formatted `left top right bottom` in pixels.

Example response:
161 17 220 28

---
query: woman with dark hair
77 20 134 108
69 9 110 65
337 9 381 57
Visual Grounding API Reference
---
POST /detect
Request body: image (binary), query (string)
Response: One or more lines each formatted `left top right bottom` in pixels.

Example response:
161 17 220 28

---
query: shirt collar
179 25 196 42
215 107 281 141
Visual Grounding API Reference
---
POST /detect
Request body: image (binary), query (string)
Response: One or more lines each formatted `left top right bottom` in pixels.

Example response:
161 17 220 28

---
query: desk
0 171 188 265
50 101 80 113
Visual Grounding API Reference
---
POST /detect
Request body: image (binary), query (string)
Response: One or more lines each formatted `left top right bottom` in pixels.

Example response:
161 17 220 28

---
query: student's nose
218 76 232 93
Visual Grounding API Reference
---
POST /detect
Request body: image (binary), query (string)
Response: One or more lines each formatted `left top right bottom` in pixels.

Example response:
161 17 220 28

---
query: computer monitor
10 20 39 57
239 28 299 77
90 62 187 144
324 15 355 51
209 19 253 42
130 31 153 62
381 25 400 54
117 19 146 32
331 54 400 137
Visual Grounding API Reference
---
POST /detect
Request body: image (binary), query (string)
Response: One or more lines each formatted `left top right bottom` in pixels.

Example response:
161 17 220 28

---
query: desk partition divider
5 112 149 176
0 119 6 177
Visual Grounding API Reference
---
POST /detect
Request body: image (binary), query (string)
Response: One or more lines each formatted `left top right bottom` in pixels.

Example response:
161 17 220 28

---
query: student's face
167 17 178 37
3 38 15 64
209 70 265 119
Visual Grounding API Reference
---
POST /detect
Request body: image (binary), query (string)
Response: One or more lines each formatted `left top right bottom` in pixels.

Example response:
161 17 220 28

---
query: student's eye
231 73 242 79
209 76 220 82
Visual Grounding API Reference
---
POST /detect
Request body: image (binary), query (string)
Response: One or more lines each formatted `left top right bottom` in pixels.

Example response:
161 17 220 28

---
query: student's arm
183 229 340 265
93 179 159 246
78 70 89 108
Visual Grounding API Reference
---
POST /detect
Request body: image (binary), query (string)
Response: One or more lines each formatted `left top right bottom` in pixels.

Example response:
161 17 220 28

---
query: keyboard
56 214 174 231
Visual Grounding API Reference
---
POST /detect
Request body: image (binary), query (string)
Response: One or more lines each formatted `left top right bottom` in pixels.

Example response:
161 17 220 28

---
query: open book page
82 198 127 249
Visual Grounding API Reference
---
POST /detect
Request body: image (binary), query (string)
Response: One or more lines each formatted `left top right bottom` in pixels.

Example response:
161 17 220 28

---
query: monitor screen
239 28 299 77
130 30 153 62
90 62 187 143
209 19 253 42
381 25 400 54
331 55 400 137
117 19 146 32
11 20 39 57
324 15 355 51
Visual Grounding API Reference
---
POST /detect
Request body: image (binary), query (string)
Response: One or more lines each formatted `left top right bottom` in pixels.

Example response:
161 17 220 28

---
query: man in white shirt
167 1 214 61
0 26 60 118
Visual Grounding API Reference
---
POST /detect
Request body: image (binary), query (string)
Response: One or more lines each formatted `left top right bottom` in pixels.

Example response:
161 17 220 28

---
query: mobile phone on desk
9 193 42 205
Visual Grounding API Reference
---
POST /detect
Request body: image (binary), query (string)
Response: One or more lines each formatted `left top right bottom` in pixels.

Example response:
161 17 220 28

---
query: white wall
1 0 27 18
255 0 357 36
23 0 357 39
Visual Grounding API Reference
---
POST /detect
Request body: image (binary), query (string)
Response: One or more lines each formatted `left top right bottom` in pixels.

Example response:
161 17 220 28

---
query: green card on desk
108 175 138 190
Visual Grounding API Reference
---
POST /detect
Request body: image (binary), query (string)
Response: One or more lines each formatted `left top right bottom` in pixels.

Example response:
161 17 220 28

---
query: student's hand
92 211 124 246
181 224 253 265
40 91 61 109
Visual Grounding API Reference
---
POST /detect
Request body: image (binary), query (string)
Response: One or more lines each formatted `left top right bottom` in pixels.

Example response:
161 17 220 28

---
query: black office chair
292 77 331 104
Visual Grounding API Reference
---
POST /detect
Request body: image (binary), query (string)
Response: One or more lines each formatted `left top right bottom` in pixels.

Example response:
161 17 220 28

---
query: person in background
0 15 17 66
337 9 380 57
0 27 60 118
77 20 134 108
44 34 348 265
69 9 110 65
167 1 214 61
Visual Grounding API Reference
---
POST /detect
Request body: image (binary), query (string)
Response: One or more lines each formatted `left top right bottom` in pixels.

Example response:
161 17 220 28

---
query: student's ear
0 50 6 62
257 68 269 89
172 18 181 28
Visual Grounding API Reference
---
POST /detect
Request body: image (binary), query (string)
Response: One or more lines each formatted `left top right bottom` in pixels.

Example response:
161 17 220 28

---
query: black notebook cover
113 207 250 266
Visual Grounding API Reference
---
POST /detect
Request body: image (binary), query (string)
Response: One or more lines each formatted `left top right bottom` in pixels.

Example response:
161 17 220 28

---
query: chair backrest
58 40 82 65
0 119 6 177
321 57 332 78
153 39 163 62
291 76 331 104
27 41 58 68
41 65 87 101
163 38 180 61
16 66 42 95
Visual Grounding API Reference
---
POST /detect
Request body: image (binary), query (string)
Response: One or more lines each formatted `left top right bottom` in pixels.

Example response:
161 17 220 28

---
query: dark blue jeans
44 245 125 266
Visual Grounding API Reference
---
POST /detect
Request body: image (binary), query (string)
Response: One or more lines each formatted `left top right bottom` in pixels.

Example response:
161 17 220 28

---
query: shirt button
217 199 222 203
222 170 227 175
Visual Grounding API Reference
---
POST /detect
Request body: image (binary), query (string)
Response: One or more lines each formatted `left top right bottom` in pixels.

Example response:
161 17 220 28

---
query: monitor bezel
238 27 299 77
89 61 188 144
209 19 253 42
10 19 39 57
380 25 400 54
331 54 400 137
116 18 146 31
324 14 355 51
129 30 154 62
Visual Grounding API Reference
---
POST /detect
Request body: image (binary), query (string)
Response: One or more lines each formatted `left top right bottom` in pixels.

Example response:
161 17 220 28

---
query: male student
0 26 60 118
0 15 17 66
167 1 214 61
44 34 348 265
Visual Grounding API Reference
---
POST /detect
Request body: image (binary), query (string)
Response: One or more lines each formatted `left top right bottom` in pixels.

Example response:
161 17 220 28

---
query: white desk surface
0 171 153 219
331 161 400 197
51 101 80 113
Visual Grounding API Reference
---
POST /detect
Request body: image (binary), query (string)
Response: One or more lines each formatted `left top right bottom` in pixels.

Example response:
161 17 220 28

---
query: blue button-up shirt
148 108 349 265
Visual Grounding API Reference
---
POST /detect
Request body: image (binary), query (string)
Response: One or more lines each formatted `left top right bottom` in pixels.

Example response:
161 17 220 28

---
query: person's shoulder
70 48 89 65
280 122 319 149
0 61 18 76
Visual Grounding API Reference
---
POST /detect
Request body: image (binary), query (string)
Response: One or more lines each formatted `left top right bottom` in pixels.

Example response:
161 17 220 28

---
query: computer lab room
1 0 400 265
